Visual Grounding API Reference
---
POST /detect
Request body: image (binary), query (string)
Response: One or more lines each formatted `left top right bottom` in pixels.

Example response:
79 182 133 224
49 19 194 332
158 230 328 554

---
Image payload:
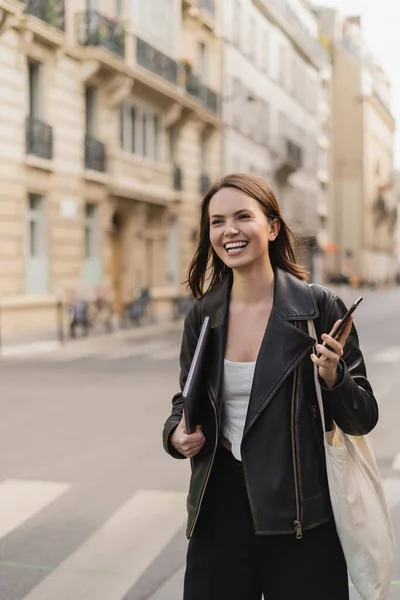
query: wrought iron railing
76 11 125 58
26 116 53 160
136 37 178 85
23 0 65 31
183 66 218 114
200 173 211 195
173 165 182 191
85 134 106 172
203 86 218 113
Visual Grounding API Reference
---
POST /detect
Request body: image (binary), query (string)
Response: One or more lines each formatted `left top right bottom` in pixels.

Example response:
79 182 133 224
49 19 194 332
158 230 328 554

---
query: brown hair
186 172 308 299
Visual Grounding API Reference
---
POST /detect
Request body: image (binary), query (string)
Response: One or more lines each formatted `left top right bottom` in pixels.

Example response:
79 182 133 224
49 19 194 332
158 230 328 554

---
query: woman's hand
171 413 206 458
311 317 353 389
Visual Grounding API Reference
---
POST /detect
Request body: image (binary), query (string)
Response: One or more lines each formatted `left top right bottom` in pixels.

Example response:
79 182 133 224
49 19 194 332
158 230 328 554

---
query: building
316 9 397 286
0 0 221 340
220 0 329 279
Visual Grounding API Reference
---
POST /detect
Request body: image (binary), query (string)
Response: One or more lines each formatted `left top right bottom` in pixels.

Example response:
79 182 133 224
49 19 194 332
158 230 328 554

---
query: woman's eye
211 219 222 225
239 214 250 219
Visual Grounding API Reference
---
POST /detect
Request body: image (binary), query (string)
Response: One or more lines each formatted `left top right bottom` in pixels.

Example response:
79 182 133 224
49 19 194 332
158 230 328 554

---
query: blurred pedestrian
163 173 378 600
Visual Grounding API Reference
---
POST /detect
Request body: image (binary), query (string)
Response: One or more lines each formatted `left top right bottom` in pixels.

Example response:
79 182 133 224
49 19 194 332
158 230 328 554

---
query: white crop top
221 359 256 461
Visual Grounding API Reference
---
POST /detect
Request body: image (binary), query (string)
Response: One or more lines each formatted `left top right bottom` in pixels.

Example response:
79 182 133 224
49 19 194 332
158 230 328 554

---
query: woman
162 173 378 600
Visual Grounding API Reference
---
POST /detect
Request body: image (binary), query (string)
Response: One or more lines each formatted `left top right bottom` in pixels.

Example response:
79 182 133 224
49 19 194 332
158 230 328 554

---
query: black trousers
184 445 349 600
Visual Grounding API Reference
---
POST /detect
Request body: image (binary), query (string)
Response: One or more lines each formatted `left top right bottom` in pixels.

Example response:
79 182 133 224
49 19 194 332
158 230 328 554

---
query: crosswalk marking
21 489 187 600
371 346 400 364
99 340 172 361
0 480 71 540
382 478 400 510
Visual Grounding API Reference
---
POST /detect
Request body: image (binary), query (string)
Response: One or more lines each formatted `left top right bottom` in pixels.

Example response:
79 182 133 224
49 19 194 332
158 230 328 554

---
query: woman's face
208 187 280 271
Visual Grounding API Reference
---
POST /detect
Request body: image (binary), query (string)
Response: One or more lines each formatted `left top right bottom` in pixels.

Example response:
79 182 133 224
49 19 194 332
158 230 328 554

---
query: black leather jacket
163 268 378 539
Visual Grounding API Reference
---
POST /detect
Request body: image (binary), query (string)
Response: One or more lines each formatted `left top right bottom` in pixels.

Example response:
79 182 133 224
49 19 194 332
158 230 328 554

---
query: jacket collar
202 267 319 329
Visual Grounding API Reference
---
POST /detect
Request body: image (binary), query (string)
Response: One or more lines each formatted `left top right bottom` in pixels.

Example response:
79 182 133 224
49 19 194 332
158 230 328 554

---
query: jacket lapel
243 309 314 437
200 268 319 433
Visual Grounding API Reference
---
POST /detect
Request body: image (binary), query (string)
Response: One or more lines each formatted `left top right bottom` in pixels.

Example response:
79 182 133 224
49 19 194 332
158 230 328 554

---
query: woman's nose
225 223 239 236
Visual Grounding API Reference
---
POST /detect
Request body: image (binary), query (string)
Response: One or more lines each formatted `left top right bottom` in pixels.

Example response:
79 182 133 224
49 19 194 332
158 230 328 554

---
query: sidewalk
0 319 185 358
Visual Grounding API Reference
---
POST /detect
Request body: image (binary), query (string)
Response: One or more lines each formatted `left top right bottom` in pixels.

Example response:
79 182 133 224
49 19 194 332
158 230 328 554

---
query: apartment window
262 30 269 74
85 86 97 136
28 195 43 258
130 107 136 152
232 0 241 46
28 61 42 118
84 204 99 259
200 133 207 173
116 0 123 16
167 216 180 285
249 16 257 61
120 102 161 161
83 203 101 287
26 194 48 294
198 42 209 83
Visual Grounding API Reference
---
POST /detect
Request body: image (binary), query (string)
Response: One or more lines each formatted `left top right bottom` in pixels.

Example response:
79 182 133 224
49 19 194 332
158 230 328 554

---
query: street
0 286 400 600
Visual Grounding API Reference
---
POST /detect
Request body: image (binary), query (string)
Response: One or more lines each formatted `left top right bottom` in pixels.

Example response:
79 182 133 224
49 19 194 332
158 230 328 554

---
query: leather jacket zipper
291 366 303 539
188 384 219 538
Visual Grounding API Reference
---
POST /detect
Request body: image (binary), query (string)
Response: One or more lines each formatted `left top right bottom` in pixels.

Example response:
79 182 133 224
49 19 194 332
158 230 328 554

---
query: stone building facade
0 0 221 339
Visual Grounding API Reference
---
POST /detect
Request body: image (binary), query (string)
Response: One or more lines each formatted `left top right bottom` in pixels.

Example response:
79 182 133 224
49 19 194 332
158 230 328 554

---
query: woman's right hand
171 414 206 458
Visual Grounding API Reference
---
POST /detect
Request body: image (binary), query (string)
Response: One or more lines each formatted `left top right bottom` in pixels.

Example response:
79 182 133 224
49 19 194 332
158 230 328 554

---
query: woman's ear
269 218 281 241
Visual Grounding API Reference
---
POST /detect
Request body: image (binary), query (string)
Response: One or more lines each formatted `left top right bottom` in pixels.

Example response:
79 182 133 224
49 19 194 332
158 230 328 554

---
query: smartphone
317 296 363 357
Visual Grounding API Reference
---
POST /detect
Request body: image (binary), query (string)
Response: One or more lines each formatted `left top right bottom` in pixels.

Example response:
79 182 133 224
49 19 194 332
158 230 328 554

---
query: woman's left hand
311 317 353 389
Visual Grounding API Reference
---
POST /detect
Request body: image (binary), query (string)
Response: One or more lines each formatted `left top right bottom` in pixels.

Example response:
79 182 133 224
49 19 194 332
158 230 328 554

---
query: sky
315 0 400 167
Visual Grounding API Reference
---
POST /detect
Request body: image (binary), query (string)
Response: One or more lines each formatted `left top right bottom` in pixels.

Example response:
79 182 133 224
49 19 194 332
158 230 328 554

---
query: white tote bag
308 320 396 600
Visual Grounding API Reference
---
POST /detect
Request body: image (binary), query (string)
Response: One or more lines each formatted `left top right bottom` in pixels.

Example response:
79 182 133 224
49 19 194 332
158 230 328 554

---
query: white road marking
391 453 400 472
21 489 187 600
0 480 71 540
382 478 400 510
0 341 61 358
370 347 400 364
100 340 173 360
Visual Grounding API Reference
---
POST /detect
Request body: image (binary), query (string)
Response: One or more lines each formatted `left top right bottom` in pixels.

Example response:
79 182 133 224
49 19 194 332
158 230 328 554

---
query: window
232 0 241 46
83 203 101 287
198 42 208 83
116 0 123 17
84 203 98 259
262 30 269 74
249 17 257 61
153 114 159 161
167 216 180 285
26 194 48 294
200 132 208 173
28 194 42 258
28 61 42 119
119 102 162 161
85 86 97 136
130 107 136 152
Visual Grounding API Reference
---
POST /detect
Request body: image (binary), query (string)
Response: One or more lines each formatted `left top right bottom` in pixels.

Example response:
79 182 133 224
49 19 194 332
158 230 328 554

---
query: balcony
200 173 211 195
23 0 65 31
274 138 303 182
26 116 53 160
136 37 178 86
85 134 106 172
173 165 183 191
184 68 219 114
76 11 125 58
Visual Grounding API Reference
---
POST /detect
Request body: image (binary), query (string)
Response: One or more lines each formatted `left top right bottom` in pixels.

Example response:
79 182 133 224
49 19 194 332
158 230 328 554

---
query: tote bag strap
307 319 328 437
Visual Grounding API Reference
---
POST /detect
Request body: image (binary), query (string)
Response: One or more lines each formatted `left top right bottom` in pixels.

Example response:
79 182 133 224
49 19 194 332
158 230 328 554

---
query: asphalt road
0 285 399 600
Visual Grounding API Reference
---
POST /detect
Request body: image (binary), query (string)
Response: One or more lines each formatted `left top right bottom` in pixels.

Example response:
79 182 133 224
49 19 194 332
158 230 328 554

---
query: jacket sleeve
319 294 378 436
162 307 200 459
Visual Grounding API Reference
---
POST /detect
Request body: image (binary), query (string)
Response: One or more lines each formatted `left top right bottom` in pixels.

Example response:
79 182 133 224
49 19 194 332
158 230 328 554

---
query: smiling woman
163 171 379 600
186 172 307 299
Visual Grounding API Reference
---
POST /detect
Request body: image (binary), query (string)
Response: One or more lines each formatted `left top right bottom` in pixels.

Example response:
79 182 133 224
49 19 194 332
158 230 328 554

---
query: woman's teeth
225 242 248 255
